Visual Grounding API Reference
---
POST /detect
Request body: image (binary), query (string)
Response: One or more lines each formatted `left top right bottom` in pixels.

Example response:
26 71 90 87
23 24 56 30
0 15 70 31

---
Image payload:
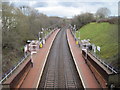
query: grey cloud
58 2 107 8
32 2 48 8
58 2 80 7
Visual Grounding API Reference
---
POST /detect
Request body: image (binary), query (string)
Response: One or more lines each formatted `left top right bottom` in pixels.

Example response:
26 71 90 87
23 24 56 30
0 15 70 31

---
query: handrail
0 54 29 84
90 53 118 74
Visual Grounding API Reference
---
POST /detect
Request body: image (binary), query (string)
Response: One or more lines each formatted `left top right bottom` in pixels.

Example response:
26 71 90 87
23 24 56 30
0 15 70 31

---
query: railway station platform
3 29 60 88
67 29 101 88
20 29 60 88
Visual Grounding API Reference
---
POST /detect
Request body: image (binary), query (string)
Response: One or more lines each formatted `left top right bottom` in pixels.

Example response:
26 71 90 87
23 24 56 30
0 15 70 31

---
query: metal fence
89 51 118 74
0 54 29 84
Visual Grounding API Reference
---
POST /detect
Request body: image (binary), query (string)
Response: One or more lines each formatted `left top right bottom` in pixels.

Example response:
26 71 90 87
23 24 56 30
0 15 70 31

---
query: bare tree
71 12 95 29
96 7 111 19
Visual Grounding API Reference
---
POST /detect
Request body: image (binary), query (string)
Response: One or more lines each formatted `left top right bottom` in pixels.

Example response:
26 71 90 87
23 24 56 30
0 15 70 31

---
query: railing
70 29 118 74
0 54 29 84
89 52 118 74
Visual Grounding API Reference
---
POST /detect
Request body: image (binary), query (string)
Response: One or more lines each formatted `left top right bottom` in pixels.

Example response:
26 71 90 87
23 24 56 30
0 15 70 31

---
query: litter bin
76 41 78 45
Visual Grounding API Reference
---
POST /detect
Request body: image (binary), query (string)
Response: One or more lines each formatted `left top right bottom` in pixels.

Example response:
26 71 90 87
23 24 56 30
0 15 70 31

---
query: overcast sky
6 0 119 18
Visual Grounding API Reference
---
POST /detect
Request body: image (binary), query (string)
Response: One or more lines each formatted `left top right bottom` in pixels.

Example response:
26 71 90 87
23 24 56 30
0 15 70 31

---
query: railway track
38 27 83 89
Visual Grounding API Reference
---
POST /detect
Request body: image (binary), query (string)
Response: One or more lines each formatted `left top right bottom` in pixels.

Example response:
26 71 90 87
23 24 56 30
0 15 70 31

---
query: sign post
97 46 101 58
24 45 27 57
92 44 96 56
43 39 45 44
97 46 101 52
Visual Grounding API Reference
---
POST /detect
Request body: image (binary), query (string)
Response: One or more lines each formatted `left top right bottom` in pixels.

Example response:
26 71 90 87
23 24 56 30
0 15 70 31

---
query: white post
38 32 39 40
86 48 88 60
75 25 76 37
41 31 43 41
24 45 27 58
31 52 32 60
78 31 80 40
43 39 45 44
45 29 46 37
31 52 33 67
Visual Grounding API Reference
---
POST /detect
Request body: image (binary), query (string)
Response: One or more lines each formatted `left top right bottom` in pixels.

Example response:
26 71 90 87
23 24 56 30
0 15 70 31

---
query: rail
70 29 118 74
90 53 118 74
0 54 29 84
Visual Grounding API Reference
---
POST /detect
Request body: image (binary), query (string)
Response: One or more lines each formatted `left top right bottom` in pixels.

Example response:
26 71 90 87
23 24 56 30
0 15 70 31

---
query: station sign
97 46 101 52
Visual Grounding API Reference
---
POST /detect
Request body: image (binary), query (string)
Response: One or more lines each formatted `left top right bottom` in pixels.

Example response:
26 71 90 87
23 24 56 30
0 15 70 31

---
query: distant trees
95 8 118 24
2 2 63 74
71 12 95 29
96 7 111 19
71 7 115 29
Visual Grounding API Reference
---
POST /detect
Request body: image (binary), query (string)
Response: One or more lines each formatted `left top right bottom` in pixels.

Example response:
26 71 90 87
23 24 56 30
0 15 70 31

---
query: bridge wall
3 59 32 88
82 50 108 88
10 60 32 88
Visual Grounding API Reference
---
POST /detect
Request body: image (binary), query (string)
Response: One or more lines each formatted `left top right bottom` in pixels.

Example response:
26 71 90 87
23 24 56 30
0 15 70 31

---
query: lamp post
78 31 80 40
38 32 41 41
74 25 76 37
45 28 46 38
75 28 76 37
41 31 43 40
